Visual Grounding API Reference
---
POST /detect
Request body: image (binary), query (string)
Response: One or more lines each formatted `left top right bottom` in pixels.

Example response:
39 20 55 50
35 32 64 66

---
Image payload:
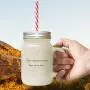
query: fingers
53 49 74 65
56 70 66 81
54 51 67 64
55 51 68 58
53 64 71 72
53 47 74 81
54 58 74 65
54 54 74 65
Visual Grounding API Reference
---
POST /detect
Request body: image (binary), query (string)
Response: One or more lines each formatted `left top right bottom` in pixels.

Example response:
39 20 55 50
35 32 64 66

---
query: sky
0 0 90 49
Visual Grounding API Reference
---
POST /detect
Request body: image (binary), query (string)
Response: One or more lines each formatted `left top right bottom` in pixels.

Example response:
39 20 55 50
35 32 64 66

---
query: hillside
0 41 21 80
0 41 21 57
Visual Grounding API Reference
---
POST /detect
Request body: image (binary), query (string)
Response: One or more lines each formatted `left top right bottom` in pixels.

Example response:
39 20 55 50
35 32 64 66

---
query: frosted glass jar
21 31 53 86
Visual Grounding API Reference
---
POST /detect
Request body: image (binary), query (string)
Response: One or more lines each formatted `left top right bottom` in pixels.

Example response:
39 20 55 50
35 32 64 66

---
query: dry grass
0 75 90 90
0 77 30 90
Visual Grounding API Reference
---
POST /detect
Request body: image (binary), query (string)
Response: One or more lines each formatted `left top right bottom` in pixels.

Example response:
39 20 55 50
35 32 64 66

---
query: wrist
86 59 90 74
78 49 90 76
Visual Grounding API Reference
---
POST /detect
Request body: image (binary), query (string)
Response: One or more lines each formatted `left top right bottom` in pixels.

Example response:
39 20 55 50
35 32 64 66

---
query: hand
53 39 90 80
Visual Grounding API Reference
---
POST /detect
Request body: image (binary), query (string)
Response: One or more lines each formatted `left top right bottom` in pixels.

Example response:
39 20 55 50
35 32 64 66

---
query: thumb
56 38 72 48
56 38 88 60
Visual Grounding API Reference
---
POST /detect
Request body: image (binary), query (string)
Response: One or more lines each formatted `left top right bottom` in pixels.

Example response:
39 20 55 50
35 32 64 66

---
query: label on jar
26 59 48 67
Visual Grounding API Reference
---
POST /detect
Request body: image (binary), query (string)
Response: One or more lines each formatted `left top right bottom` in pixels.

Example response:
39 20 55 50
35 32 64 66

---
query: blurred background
0 0 90 49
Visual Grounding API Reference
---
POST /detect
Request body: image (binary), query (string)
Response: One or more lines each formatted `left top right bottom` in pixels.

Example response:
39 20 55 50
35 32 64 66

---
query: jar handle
52 45 65 78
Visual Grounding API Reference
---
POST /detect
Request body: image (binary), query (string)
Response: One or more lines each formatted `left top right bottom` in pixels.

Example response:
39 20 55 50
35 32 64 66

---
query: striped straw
35 0 39 32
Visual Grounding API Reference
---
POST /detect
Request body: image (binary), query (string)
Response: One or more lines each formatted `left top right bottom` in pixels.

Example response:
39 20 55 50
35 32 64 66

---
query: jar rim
23 31 51 39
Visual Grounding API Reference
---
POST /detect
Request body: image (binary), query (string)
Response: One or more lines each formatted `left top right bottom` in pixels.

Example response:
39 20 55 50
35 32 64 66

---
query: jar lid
23 31 51 39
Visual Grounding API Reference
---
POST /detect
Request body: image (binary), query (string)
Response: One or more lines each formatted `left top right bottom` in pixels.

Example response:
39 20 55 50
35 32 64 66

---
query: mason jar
21 31 53 86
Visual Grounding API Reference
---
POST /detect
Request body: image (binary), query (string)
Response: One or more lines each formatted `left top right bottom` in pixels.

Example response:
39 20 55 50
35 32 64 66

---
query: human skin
53 39 90 80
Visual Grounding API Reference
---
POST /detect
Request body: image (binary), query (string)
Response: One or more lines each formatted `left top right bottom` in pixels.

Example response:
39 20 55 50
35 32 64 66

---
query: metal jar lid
23 31 51 39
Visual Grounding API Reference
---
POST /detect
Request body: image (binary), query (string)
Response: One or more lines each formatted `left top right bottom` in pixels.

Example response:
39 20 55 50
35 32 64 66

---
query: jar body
21 39 53 86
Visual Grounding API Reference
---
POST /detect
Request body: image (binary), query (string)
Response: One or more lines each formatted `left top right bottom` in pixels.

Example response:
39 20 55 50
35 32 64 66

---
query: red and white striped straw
35 0 39 32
